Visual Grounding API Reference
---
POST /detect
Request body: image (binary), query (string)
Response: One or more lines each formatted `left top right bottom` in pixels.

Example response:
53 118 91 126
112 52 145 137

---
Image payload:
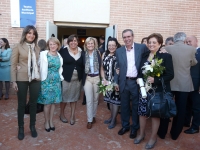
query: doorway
57 26 105 50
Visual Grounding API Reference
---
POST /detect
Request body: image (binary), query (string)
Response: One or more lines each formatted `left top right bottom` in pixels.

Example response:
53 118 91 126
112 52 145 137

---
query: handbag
146 78 177 118
25 102 44 114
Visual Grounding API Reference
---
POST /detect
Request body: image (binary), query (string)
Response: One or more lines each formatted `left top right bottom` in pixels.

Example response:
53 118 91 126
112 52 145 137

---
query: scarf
85 50 99 74
26 43 40 82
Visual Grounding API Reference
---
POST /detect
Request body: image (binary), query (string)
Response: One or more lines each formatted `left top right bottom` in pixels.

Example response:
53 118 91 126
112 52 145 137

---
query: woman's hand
116 68 120 75
147 76 154 83
12 82 18 91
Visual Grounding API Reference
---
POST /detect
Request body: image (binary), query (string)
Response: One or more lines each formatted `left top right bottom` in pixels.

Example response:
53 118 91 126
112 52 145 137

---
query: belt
88 74 99 77
126 77 137 80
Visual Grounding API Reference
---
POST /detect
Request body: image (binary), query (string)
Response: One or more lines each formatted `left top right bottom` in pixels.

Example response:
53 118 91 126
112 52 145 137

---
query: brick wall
0 0 200 46
0 0 54 47
110 0 200 44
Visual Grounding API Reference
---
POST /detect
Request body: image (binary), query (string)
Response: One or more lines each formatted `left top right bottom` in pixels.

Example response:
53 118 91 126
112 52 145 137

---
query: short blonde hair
46 37 61 50
84 37 98 51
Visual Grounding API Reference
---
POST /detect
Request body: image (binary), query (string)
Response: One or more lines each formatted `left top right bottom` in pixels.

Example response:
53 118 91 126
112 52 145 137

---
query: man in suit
114 29 149 139
165 32 197 140
184 36 200 134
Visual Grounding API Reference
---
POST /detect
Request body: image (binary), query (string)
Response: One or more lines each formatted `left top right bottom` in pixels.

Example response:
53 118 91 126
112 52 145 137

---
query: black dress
103 53 120 105
137 50 174 116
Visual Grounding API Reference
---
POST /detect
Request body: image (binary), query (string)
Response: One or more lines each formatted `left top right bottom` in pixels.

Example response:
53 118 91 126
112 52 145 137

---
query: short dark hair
38 39 47 51
1 38 10 49
165 37 174 45
122 29 134 37
141 37 148 44
147 33 163 47
20 25 38 45
99 35 105 41
67 34 79 45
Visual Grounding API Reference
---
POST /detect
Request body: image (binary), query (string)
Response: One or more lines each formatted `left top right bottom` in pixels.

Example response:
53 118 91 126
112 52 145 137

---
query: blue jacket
0 48 12 66
191 48 200 90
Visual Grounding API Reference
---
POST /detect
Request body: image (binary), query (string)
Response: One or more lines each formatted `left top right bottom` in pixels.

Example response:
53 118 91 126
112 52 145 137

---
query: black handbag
146 79 177 118
25 102 44 114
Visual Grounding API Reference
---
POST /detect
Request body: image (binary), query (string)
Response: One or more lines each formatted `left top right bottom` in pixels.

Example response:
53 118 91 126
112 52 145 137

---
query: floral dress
103 53 120 105
38 53 62 104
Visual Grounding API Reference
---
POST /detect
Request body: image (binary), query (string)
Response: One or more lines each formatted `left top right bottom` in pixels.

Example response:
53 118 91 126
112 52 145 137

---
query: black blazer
59 47 84 82
191 48 200 90
138 50 174 92
82 50 102 86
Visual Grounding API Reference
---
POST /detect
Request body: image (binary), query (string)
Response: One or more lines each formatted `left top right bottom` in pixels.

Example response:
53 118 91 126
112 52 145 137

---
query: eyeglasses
108 45 116 47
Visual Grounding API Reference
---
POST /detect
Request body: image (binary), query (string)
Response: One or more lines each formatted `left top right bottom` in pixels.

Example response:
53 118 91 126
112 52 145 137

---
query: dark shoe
118 128 130 135
184 123 190 127
104 118 112 124
108 122 116 129
184 128 199 134
30 125 37 138
18 126 24 140
70 120 75 125
134 136 145 144
60 116 68 123
130 130 137 139
87 122 92 129
92 117 96 124
145 140 157 149
4 94 9 100
45 128 51 132
50 126 55 131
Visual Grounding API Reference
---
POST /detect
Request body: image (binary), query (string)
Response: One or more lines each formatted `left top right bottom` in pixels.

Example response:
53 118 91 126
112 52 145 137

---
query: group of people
1 24 199 149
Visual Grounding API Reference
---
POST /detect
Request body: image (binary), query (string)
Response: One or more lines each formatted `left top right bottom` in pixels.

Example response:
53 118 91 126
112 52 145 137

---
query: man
63 38 68 48
114 29 149 139
165 32 197 140
184 36 200 134
165 37 174 46
98 35 105 54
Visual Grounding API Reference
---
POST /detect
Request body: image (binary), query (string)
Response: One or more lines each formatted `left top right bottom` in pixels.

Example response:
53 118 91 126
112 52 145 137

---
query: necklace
69 48 78 55
49 52 57 56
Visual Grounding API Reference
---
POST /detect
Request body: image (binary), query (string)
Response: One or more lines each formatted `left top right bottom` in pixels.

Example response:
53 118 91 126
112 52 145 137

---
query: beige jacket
11 43 40 81
166 41 197 92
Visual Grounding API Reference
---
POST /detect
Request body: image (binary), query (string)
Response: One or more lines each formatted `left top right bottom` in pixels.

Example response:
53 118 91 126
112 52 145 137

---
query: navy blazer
114 43 149 93
82 50 102 86
190 48 200 90
138 50 174 92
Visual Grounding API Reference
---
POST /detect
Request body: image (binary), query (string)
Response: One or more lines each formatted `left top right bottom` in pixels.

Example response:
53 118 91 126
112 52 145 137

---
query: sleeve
11 45 19 82
114 50 119 84
1 48 12 61
190 48 197 66
154 54 174 85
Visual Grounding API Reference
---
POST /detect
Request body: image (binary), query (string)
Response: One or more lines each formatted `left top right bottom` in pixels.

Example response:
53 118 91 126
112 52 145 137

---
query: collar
125 43 134 51
196 47 199 50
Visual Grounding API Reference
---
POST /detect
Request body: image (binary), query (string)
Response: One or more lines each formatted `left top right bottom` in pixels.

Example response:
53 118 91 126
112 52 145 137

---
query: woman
38 39 47 52
59 34 84 125
38 37 63 132
83 37 102 129
0 38 12 100
11 25 41 140
134 33 174 149
141 37 148 46
101 38 121 129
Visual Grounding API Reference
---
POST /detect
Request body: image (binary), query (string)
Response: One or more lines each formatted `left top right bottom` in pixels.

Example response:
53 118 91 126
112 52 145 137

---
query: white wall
54 0 110 24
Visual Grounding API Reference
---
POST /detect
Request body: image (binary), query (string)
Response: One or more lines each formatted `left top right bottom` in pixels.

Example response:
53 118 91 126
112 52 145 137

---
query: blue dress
38 53 62 104
0 48 12 81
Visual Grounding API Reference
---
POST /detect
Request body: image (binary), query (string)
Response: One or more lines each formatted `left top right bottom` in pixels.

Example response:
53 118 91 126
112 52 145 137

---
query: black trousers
185 90 200 129
17 81 41 127
171 91 189 140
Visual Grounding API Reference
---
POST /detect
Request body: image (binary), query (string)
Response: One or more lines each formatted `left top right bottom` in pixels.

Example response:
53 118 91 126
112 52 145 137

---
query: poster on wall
10 0 36 28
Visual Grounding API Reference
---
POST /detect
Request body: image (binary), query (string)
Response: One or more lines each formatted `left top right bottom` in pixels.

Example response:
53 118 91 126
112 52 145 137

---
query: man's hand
115 84 119 91
159 47 168 53
147 76 154 83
